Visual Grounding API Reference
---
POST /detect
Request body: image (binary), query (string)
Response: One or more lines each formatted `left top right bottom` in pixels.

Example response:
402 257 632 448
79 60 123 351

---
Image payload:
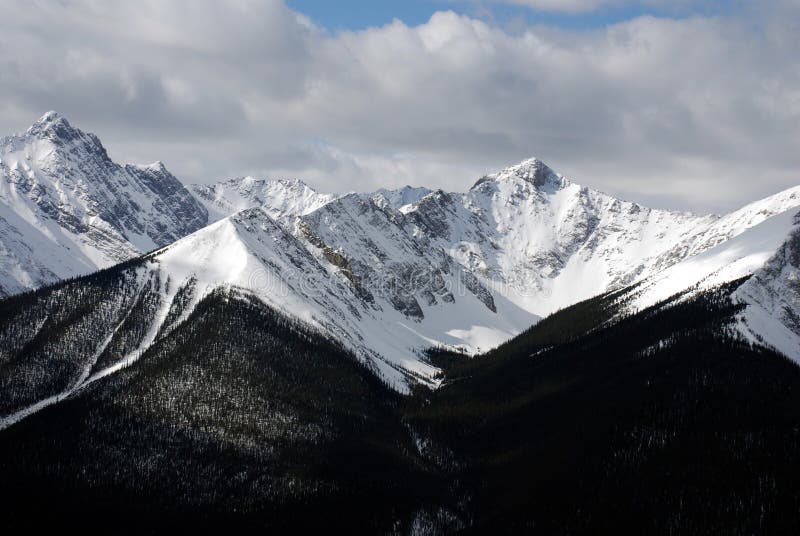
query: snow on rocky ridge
0 112 208 296
3 113 800 390
191 176 337 224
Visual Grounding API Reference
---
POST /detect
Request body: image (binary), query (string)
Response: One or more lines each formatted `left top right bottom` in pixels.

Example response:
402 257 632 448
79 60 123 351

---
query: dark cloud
0 0 798 212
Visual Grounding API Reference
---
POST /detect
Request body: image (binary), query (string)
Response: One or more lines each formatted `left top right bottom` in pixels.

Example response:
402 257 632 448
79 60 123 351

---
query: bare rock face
460 270 496 313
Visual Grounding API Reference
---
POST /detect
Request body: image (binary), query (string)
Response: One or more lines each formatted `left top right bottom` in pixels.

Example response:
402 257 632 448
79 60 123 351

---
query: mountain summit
472 157 567 191
26 110 73 138
0 112 208 296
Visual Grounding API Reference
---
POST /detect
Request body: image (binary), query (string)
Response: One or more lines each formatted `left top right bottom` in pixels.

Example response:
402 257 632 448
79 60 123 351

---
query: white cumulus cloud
0 0 798 212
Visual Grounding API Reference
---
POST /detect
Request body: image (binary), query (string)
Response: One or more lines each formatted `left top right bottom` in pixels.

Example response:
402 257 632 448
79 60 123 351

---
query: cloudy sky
0 0 798 212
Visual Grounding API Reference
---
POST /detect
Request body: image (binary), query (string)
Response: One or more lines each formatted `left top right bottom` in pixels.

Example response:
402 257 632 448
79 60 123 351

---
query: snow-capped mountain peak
472 157 568 192
135 160 168 172
26 110 67 134
20 111 105 155
0 112 208 296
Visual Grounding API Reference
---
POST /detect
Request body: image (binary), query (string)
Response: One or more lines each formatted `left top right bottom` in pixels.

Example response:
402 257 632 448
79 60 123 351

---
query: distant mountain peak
36 110 61 124
218 175 316 193
0 112 209 296
471 157 568 192
498 157 566 188
20 110 106 154
275 176 314 188
126 160 169 173
27 110 71 135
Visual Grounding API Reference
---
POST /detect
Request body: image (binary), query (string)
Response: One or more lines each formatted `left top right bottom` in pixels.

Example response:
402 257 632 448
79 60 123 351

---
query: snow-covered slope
140 204 536 391
629 208 800 310
613 205 800 363
0 112 208 296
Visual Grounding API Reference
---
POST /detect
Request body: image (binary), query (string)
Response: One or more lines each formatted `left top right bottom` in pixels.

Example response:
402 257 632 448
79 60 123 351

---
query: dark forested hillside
408 280 800 534
0 285 447 533
2 274 800 534
0 258 150 416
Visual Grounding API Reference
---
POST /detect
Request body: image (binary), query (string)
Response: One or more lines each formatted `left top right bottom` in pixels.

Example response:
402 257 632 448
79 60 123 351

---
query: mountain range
2 113 800 533
2 113 799 392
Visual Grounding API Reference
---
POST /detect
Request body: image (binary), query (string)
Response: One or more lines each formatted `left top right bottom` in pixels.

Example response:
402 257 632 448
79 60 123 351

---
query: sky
0 0 798 212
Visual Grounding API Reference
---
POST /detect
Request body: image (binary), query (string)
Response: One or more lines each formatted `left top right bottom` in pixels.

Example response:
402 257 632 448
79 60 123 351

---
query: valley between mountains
3 113 800 533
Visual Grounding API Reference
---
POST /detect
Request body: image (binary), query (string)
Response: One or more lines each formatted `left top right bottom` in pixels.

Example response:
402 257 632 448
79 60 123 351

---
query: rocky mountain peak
275 177 314 190
192 175 336 224
471 157 568 193
26 110 77 141
215 176 318 197
0 113 209 296
16 111 109 164
499 157 566 188
28 110 64 130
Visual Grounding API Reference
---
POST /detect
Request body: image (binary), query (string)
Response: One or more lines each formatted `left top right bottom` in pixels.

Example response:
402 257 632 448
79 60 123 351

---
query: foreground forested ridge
0 277 448 532
408 279 800 534
2 266 800 533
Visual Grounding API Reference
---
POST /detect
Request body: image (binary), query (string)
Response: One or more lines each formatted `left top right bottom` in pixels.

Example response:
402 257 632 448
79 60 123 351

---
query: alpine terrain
0 112 208 297
2 113 800 533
